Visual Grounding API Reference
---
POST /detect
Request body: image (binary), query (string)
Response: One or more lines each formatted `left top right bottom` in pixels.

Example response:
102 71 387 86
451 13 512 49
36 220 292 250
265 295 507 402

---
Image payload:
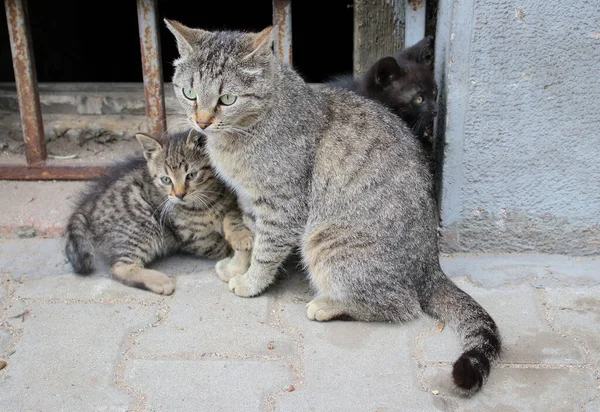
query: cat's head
136 130 218 206
164 20 277 137
361 36 438 136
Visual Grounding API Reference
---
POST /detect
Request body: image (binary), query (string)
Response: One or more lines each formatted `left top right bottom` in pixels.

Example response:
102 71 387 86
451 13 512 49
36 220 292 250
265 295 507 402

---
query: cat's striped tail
422 273 501 395
65 212 95 274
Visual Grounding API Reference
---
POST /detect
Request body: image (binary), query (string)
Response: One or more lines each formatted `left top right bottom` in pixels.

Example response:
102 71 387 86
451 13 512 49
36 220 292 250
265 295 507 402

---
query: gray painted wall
435 0 600 255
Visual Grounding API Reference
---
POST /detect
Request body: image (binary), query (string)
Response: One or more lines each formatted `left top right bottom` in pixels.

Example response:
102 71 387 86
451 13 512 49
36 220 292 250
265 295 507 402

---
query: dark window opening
0 0 354 83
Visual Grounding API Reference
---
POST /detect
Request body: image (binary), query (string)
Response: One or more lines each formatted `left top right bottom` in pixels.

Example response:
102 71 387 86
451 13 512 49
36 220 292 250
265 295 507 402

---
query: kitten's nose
174 192 185 199
196 120 211 129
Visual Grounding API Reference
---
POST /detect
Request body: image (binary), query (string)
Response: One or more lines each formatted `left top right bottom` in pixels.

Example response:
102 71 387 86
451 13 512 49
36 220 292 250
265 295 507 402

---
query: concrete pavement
0 236 598 411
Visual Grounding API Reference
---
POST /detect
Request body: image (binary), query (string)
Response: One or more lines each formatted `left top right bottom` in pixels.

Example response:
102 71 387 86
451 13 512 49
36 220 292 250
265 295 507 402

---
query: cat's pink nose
196 120 211 129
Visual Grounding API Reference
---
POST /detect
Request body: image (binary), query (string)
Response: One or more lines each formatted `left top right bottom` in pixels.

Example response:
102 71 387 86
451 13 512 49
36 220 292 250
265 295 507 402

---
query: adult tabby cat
165 20 501 393
328 36 438 145
65 130 252 294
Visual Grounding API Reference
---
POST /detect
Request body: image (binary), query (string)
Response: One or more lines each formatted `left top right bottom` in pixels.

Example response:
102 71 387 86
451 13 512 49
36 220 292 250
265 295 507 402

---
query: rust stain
272 0 292 64
5 0 47 165
408 0 424 12
137 0 166 136
0 161 108 180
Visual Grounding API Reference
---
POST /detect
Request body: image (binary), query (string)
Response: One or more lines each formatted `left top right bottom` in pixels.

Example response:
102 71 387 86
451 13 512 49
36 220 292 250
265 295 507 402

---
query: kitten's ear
373 57 404 87
164 19 205 58
242 26 275 63
185 129 205 148
135 133 163 161
397 36 434 68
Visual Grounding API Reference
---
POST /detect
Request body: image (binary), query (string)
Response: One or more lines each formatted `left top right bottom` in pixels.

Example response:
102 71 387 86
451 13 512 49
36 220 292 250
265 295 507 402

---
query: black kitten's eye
414 96 424 105
186 171 197 181
160 176 172 185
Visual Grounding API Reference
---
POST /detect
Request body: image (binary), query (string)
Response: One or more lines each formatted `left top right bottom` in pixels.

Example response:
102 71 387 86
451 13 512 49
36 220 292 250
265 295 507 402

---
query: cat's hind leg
302 223 421 323
110 261 175 295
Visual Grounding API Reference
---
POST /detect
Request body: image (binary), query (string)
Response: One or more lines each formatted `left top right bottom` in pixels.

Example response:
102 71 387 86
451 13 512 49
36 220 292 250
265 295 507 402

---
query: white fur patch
240 68 263 76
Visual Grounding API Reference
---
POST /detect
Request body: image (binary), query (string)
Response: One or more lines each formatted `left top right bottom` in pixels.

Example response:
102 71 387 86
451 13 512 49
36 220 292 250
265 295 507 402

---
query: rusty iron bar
4 0 46 165
272 0 292 65
0 160 108 180
137 0 166 136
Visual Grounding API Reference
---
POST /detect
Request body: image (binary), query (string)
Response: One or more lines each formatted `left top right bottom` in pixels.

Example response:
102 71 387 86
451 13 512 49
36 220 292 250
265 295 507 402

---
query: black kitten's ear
397 36 434 68
185 129 205 148
373 57 404 87
135 133 163 161
164 19 207 58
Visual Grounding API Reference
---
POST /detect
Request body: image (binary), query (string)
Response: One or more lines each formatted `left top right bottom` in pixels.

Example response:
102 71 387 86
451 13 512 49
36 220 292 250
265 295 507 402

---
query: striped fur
64 130 252 294
165 22 501 393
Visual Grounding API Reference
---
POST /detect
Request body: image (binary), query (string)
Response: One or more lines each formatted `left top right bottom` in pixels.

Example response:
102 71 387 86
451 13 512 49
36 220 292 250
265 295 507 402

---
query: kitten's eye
433 89 437 97
186 171 197 181
218 94 237 106
414 96 424 105
160 176 172 185
183 88 196 100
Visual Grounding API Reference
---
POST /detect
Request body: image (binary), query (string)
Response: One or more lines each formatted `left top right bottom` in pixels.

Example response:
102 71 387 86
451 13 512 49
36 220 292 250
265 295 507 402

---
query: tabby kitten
165 21 501 394
64 130 252 295
328 36 438 146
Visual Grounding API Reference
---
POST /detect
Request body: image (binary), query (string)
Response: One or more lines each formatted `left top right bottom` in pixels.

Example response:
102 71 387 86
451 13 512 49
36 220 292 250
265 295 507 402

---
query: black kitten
328 37 438 148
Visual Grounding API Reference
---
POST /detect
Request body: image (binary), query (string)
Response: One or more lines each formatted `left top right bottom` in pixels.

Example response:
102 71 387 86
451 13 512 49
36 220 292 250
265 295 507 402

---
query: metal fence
1 0 423 180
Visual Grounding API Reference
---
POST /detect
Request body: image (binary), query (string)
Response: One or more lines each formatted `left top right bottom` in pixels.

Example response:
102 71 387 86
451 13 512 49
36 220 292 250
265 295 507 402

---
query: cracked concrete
0 237 598 411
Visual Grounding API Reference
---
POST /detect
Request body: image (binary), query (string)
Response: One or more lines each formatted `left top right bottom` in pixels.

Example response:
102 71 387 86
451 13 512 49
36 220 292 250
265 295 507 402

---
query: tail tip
65 240 94 275
452 353 487 394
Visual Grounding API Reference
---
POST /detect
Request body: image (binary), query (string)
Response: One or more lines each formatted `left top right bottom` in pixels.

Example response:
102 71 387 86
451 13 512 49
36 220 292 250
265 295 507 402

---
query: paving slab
0 238 70 279
273 271 446 412
422 366 598 411
133 275 297 359
0 181 85 237
418 279 585 365
124 359 292 412
0 302 155 412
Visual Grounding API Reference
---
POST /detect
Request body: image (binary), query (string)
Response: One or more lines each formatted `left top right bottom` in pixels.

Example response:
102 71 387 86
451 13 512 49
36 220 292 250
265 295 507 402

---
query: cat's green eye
160 176 172 185
182 88 196 100
186 171 197 181
218 94 237 106
414 96 424 105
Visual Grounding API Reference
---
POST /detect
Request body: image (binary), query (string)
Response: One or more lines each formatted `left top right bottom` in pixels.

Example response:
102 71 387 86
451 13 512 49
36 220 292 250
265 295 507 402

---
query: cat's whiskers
166 116 193 134
212 124 256 139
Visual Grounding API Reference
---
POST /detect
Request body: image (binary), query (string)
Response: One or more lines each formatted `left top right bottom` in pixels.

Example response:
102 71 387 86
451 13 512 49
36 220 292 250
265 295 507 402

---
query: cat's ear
397 36 434 68
373 57 404 87
135 133 163 161
242 26 275 63
164 19 205 58
185 129 205 148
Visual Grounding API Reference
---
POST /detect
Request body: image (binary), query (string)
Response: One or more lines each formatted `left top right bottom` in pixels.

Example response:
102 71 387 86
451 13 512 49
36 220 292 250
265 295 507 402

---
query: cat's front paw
226 228 253 251
215 257 234 282
228 273 264 297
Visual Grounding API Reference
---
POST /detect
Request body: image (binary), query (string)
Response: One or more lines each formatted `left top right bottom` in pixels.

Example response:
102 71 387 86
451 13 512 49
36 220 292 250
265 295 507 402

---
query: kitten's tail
422 271 501 395
65 212 95 274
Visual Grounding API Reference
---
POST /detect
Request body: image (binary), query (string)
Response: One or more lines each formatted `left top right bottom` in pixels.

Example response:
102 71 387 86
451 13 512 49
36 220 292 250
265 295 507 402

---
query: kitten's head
164 20 277 137
136 130 218 206
361 36 438 136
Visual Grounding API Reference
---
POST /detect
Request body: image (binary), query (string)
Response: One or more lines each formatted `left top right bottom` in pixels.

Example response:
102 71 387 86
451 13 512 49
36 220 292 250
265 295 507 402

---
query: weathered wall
435 0 600 255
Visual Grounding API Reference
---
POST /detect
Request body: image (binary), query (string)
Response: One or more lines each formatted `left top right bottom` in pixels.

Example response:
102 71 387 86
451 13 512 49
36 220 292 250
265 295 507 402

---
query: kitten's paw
306 297 346 321
215 257 234 282
228 273 263 298
144 272 175 295
226 228 253 251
